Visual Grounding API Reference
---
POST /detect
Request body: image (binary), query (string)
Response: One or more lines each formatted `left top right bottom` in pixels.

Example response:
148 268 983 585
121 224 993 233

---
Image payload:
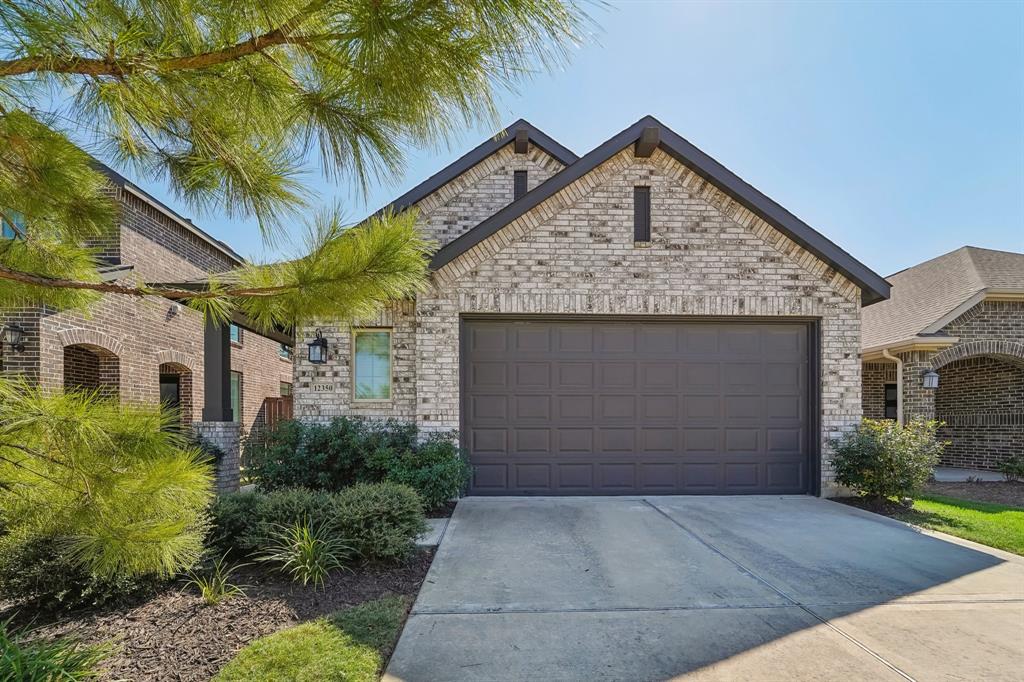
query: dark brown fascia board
430 115 891 306
366 119 578 221
94 163 246 265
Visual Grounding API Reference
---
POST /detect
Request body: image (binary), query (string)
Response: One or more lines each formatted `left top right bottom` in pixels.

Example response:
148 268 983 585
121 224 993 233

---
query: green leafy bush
248 417 468 511
0 534 162 610
997 455 1024 483
830 418 945 501
334 483 427 564
210 483 426 564
0 617 110 680
209 489 336 556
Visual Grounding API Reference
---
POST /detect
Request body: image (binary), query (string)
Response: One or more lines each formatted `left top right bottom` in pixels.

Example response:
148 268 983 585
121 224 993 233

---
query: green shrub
258 519 354 589
0 534 162 610
209 489 336 556
0 618 110 680
247 417 469 510
830 418 945 501
388 432 471 511
210 483 426 564
997 455 1024 483
334 483 427 564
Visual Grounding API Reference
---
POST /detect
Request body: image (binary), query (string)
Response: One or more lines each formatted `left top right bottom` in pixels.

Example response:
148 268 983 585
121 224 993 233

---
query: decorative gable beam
514 129 529 154
634 127 660 158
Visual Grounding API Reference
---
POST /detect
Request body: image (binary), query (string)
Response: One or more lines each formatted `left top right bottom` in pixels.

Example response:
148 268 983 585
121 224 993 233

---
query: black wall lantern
307 329 328 364
1 323 25 353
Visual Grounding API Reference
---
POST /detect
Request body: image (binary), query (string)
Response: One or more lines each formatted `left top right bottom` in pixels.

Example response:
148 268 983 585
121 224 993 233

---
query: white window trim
351 328 393 403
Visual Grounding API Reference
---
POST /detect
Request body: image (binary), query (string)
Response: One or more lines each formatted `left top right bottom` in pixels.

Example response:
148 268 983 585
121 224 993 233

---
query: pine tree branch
0 0 338 77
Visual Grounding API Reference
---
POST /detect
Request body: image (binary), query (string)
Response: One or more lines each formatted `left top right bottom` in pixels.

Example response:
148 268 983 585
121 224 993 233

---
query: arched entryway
934 347 1024 470
63 343 120 399
159 362 194 428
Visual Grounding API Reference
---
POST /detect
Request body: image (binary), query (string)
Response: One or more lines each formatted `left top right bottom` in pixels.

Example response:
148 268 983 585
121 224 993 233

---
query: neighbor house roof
97 164 245 265
368 119 578 220
862 246 1024 351
429 115 890 306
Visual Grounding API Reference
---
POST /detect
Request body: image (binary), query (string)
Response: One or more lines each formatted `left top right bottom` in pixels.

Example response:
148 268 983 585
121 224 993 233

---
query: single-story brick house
0 165 294 489
295 116 891 497
862 246 1023 470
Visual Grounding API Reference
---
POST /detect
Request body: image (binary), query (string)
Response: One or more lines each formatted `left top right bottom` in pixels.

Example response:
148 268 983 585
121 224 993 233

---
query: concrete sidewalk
385 496 1024 681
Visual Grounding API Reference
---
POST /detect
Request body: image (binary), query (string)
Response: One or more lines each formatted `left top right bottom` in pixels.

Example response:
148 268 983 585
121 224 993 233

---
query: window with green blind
230 371 242 422
353 330 391 400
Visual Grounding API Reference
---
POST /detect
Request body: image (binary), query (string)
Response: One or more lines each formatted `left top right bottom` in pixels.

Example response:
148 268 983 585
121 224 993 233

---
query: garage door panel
557 395 594 420
470 395 508 421
514 395 551 420
515 363 550 389
598 395 636 419
464 320 811 495
597 326 636 353
556 363 593 389
641 395 678 420
470 362 507 388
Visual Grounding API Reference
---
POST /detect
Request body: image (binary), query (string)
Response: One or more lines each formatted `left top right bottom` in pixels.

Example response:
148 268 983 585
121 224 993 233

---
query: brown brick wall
230 327 294 438
935 356 1024 469
862 361 896 420
1 183 291 438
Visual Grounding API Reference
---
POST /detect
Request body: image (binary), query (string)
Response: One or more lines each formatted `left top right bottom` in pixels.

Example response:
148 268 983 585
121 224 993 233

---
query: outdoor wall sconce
1 323 25 353
307 329 328 364
922 370 939 390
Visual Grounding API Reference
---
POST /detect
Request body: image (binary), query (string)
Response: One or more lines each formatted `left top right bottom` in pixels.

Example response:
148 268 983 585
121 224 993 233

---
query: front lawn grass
900 494 1024 555
214 595 408 681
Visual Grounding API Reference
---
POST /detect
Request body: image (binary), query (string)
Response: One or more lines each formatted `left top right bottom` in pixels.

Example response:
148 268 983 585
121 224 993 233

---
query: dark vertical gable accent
514 170 528 201
634 186 651 242
634 127 660 158
514 129 529 154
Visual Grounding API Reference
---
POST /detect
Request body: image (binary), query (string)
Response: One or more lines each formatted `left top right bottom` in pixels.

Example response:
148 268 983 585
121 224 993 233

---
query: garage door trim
459 314 822 497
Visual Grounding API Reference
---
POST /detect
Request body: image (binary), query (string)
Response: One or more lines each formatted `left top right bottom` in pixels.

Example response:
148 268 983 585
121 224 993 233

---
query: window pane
354 331 391 400
230 371 241 422
279 343 292 359
230 324 241 343
280 382 292 396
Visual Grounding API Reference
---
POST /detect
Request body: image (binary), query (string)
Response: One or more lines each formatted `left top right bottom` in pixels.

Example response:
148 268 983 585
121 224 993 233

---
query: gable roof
862 246 1024 350
97 163 244 265
429 115 890 306
368 119 578 220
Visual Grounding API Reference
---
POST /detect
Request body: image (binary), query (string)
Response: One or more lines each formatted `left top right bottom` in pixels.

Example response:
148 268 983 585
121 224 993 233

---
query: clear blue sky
127 0 1024 277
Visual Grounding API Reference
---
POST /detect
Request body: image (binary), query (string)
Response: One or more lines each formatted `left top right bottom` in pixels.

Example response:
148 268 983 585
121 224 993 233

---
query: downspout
881 348 903 426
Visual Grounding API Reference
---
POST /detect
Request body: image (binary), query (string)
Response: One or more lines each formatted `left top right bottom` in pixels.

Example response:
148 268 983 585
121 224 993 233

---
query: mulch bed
834 496 913 516
923 480 1023 508
427 499 459 519
3 550 434 682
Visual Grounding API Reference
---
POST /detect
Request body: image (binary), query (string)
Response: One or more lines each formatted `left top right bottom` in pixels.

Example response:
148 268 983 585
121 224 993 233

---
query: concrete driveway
385 496 1024 681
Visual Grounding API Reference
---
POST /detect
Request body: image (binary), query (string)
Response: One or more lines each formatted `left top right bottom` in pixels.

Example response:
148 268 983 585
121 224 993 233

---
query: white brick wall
296 145 863 494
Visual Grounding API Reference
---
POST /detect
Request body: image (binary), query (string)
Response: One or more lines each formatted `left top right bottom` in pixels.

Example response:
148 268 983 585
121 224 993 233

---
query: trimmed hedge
210 483 427 564
246 418 470 511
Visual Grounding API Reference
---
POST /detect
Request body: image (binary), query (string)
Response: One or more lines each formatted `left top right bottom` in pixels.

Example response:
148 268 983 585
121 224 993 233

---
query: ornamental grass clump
258 518 354 590
830 418 945 503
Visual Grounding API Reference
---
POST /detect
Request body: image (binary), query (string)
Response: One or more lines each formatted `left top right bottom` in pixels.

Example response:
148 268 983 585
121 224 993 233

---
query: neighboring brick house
862 246 1024 470
294 117 890 497
0 166 294 487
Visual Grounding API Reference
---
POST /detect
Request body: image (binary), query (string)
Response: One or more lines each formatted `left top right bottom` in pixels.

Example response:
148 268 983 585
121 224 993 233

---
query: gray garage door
462 319 812 495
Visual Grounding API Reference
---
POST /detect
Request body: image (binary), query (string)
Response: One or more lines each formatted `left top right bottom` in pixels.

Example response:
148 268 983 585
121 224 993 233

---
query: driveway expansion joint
641 499 919 682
